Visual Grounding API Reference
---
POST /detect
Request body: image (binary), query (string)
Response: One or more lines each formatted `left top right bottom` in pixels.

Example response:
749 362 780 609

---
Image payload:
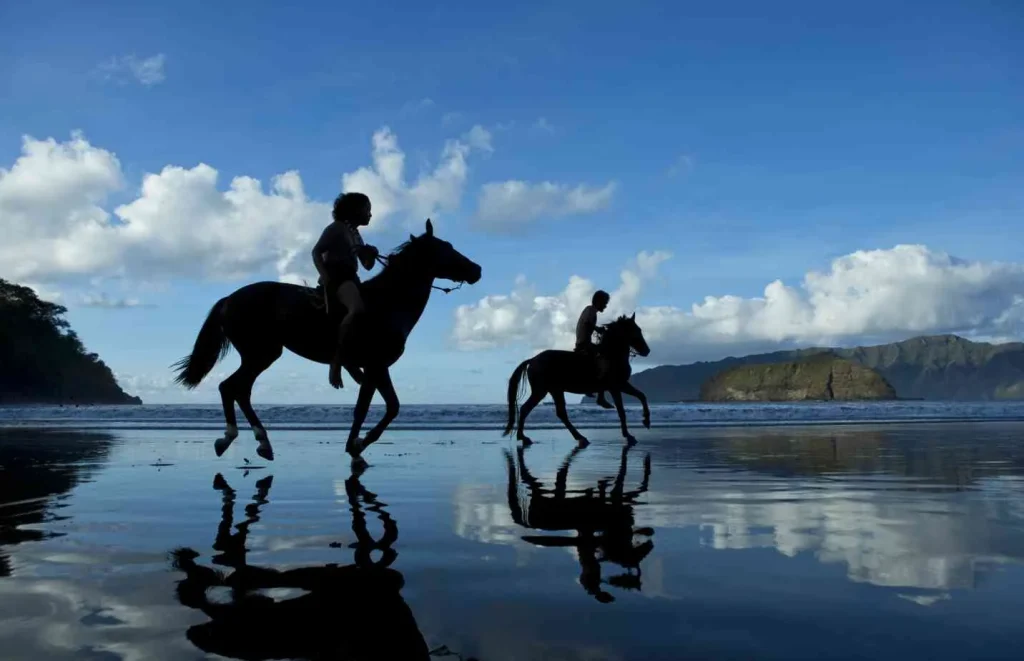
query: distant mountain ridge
593 334 1024 402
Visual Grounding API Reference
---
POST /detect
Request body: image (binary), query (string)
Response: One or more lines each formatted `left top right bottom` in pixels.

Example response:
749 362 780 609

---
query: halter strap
374 254 465 294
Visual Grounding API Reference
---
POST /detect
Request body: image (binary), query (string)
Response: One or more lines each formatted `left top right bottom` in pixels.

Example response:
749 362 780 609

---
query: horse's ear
409 233 417 242
630 312 636 320
425 218 434 236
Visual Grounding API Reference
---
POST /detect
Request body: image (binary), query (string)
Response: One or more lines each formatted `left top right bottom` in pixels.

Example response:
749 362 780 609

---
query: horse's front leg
609 390 636 445
346 375 377 462
619 381 650 429
362 368 398 450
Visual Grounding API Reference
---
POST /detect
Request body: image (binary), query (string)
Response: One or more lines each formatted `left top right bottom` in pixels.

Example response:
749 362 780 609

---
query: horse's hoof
253 427 269 443
256 442 275 461
624 435 638 446
214 437 233 457
346 437 364 457
351 456 369 474
518 436 533 446
576 438 590 448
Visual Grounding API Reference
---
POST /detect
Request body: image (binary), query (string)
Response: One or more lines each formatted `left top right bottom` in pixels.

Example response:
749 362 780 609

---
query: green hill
0 279 141 405
699 355 897 402
588 334 1024 402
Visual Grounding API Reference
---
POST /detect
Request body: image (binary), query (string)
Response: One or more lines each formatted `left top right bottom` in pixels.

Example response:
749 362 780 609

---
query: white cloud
474 180 616 233
462 125 493 153
668 154 694 177
80 293 147 308
0 127 485 287
452 250 663 351
96 53 166 86
340 126 488 236
452 245 1024 362
532 117 556 134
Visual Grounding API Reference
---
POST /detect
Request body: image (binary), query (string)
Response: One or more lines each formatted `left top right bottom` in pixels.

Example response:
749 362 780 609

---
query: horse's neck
368 265 434 330
599 337 631 363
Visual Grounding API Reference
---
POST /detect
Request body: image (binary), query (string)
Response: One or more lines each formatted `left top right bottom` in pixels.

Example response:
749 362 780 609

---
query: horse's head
600 313 650 357
404 219 482 285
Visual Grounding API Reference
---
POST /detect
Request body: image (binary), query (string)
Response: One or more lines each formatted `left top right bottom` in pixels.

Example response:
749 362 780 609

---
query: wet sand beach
3 420 1024 660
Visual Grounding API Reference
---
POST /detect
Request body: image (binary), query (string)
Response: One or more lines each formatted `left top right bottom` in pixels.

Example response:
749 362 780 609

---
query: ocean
3 403 1024 660
3 400 1024 431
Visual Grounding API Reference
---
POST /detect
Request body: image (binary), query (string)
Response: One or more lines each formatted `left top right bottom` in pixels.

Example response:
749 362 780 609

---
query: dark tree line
0 279 141 404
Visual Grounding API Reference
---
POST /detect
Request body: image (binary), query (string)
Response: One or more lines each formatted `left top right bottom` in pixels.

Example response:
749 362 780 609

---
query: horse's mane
595 315 634 346
303 235 426 307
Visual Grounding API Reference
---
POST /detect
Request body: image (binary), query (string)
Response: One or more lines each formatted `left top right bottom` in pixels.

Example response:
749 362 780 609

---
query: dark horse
504 314 652 446
173 219 481 463
505 444 653 603
170 471 430 659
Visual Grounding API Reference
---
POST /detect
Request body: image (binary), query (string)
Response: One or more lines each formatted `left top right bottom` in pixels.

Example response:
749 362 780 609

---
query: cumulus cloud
452 250 665 351
532 117 556 134
452 245 1024 362
81 293 148 308
474 180 616 233
96 53 166 86
340 126 489 235
0 127 485 286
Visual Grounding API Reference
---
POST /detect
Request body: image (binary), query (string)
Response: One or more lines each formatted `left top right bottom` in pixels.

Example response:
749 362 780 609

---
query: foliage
0 279 141 404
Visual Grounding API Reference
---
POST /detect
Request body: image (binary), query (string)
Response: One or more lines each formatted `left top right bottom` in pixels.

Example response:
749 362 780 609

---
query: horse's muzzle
465 264 482 285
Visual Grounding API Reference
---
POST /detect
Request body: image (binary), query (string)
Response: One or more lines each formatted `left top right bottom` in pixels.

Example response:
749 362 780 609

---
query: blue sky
1 0 1022 404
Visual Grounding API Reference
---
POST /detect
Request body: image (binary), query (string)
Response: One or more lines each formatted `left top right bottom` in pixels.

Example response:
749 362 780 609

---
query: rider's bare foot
328 363 344 389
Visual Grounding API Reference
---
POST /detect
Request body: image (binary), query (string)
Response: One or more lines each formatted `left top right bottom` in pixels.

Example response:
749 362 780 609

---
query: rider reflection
505 445 654 603
170 472 430 660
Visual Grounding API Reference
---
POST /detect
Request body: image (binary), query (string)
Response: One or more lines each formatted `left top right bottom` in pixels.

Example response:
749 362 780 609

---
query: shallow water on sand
3 422 1024 660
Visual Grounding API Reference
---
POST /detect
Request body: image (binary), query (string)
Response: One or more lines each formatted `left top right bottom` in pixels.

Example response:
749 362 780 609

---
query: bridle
374 253 465 295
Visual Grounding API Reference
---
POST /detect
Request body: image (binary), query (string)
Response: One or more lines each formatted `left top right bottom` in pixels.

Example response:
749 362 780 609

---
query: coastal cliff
699 355 897 402
0 279 141 405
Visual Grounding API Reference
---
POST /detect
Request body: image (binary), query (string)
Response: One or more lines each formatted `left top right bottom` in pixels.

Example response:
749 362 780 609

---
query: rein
374 254 465 295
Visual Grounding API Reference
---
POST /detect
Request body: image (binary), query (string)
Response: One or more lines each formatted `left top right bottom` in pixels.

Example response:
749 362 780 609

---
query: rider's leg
329 281 365 389
578 347 613 408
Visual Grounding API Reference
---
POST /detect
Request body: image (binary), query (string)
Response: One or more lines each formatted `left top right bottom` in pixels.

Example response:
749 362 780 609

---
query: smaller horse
504 314 652 446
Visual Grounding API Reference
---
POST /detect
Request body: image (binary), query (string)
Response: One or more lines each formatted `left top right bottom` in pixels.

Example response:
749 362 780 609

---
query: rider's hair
593 290 610 305
332 192 370 223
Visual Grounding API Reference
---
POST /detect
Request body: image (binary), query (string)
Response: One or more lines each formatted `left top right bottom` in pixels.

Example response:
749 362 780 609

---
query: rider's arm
311 225 333 282
357 244 377 271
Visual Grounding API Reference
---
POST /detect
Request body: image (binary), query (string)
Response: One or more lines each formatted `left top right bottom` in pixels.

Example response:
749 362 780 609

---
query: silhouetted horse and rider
174 208 481 464
505 310 652 446
174 190 652 462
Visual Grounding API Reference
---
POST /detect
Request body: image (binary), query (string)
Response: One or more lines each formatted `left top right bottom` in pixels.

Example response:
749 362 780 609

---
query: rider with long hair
311 192 379 389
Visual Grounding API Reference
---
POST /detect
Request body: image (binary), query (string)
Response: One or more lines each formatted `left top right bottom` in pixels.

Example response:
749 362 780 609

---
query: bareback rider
311 192 379 389
575 290 613 409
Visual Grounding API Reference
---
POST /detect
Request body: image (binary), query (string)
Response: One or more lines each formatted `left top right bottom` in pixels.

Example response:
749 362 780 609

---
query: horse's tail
172 298 231 389
503 358 531 437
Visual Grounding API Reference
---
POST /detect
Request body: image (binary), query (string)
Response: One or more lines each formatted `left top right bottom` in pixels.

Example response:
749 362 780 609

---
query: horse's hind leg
516 388 546 445
219 345 282 461
215 374 241 457
551 391 588 446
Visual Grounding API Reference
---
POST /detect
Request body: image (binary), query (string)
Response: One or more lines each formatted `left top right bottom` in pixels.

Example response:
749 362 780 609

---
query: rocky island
699 355 897 402
0 279 141 405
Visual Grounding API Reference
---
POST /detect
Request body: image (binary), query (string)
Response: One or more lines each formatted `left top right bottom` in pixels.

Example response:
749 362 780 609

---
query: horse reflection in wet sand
505 446 654 603
173 220 482 465
504 314 652 446
170 472 430 660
